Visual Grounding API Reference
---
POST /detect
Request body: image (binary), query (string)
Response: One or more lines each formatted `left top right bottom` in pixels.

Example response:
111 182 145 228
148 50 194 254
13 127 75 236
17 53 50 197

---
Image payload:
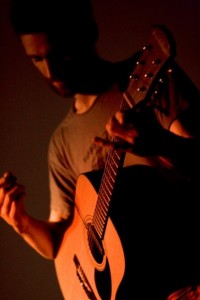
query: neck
73 94 98 114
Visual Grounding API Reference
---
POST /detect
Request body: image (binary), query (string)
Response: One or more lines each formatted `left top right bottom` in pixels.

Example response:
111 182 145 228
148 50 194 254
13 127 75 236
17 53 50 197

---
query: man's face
20 32 93 97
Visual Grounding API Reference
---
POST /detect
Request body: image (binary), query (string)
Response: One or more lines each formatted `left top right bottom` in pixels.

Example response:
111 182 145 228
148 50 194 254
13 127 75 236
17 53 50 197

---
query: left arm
94 107 200 181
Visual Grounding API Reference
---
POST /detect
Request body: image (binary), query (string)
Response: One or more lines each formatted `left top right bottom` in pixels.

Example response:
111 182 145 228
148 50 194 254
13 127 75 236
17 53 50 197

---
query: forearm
15 215 57 259
0 173 68 259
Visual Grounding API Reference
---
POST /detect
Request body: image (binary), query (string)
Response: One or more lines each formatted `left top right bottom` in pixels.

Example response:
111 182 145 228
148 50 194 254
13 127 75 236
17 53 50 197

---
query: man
0 0 199 299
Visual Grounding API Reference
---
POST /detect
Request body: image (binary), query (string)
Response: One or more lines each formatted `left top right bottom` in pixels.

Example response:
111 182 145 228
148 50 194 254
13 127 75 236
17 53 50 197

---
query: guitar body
55 172 125 300
54 166 177 300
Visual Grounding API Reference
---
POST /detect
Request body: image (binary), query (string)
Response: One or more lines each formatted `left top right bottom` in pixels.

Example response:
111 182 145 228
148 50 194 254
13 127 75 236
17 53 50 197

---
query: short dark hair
10 0 99 45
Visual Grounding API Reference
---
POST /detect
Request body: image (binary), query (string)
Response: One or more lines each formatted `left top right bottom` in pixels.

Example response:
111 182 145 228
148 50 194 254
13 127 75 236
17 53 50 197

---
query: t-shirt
48 85 123 218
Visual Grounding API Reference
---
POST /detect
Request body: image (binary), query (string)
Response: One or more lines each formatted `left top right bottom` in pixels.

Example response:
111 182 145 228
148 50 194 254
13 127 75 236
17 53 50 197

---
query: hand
94 107 165 156
0 171 28 233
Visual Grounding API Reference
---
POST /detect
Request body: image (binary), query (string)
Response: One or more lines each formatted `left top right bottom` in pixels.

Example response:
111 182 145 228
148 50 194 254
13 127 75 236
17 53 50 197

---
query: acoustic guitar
54 25 176 299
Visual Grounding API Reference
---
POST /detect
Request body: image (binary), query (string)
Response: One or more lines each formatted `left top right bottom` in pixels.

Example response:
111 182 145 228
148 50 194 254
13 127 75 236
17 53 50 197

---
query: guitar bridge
73 255 97 300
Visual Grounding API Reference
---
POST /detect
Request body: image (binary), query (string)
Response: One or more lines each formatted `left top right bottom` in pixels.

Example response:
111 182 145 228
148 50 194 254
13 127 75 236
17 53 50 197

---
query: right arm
0 172 70 259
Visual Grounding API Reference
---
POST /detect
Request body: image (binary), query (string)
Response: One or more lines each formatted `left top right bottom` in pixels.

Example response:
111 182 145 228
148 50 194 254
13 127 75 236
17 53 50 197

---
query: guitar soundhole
87 223 112 299
87 223 104 264
95 259 111 300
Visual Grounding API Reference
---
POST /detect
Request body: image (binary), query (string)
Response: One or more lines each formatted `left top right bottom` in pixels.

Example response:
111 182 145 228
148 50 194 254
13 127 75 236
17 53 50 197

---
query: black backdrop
0 0 199 299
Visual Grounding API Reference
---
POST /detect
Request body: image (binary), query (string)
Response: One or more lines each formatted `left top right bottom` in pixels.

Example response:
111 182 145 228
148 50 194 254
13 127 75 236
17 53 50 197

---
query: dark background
0 0 199 299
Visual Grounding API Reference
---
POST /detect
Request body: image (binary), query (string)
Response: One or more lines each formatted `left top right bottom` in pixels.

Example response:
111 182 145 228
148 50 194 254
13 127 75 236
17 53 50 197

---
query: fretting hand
94 107 166 157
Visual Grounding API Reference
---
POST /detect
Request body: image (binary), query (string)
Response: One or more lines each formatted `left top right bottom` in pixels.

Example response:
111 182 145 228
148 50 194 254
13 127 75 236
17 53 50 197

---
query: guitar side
54 172 125 300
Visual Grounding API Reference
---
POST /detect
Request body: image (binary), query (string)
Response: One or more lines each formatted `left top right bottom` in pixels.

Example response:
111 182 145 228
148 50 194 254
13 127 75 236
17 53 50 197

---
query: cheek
32 61 49 78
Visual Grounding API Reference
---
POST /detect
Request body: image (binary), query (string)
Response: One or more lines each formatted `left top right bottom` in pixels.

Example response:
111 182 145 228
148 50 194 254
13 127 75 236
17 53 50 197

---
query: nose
38 55 64 81
40 58 54 79
35 55 69 82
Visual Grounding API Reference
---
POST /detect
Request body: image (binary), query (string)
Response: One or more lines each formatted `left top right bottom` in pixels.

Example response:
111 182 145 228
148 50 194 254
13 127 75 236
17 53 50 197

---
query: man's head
10 0 99 48
10 0 100 97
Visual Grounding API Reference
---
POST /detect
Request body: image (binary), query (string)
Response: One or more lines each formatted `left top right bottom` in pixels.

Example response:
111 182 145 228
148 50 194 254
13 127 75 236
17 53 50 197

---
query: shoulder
155 61 200 130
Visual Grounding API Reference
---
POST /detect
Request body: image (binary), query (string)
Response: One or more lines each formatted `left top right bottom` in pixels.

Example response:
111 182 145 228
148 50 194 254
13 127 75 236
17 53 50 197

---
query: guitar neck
93 148 125 240
90 24 176 245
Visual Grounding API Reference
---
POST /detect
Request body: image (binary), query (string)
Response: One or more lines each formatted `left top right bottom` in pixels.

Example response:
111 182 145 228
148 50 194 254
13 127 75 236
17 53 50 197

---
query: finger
0 171 17 189
93 137 115 149
115 111 125 124
0 185 26 219
4 172 17 187
107 114 137 136
0 176 7 188
0 192 13 217
106 122 137 144
116 110 136 125
93 137 133 152
7 184 26 202
0 188 5 212
106 118 125 136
